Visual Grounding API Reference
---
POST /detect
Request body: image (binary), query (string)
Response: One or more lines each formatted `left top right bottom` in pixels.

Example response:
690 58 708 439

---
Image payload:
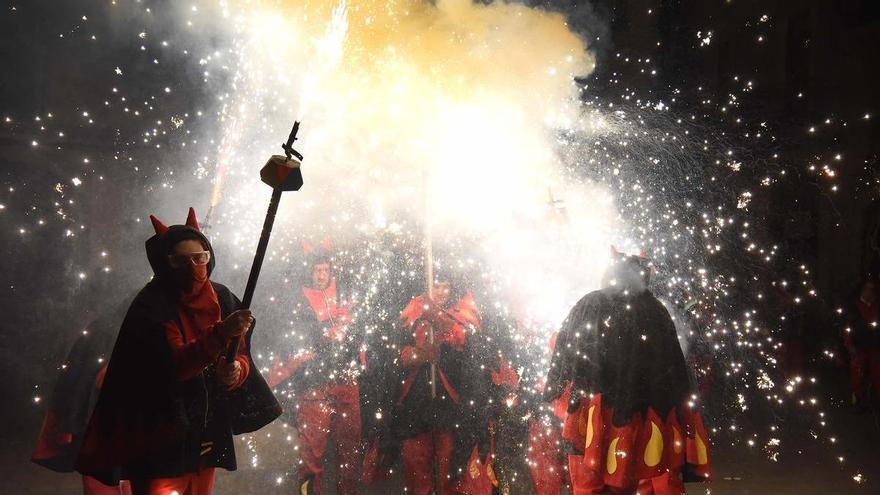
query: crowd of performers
31 208 713 495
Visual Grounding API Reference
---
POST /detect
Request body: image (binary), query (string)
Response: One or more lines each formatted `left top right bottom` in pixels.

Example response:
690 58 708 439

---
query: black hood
602 253 651 293
145 225 216 289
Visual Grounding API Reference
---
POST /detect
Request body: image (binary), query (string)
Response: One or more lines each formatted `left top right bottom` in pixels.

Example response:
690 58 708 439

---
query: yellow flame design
643 422 663 467
470 458 481 479
584 404 596 449
696 434 709 465
606 436 620 474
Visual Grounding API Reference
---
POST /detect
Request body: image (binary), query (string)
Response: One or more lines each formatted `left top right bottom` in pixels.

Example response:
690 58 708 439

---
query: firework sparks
5 0 879 492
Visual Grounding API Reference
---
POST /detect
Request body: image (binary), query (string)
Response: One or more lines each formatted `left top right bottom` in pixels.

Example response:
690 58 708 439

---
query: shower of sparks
4 0 876 490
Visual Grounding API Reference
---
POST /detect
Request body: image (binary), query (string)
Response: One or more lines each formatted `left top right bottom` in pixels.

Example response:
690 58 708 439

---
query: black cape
76 224 280 485
544 288 690 426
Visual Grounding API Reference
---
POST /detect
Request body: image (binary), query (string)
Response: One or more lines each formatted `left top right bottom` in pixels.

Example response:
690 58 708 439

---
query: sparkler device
225 122 304 362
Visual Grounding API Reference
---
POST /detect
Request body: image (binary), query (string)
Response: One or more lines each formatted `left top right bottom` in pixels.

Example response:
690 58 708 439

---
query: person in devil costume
32 294 133 495
544 252 711 495
267 240 363 495
391 273 485 495
75 208 281 495
843 277 880 411
480 307 568 495
525 330 571 495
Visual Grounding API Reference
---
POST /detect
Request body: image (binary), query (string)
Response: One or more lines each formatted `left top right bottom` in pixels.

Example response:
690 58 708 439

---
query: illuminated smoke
208 0 617 321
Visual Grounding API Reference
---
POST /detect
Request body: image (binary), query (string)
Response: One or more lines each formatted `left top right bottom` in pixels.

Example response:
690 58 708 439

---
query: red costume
526 333 569 495
528 401 567 495
269 243 362 495
482 320 566 495
393 292 483 495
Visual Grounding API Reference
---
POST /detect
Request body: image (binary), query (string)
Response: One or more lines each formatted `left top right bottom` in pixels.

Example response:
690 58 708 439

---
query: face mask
174 262 209 295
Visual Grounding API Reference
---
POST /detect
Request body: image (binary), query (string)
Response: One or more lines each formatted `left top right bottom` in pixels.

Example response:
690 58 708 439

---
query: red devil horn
320 237 333 252
301 240 313 257
185 207 200 231
638 250 646 258
610 245 619 255
149 215 169 236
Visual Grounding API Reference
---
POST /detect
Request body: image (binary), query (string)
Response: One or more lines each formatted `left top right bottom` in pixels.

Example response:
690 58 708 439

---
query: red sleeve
162 321 228 381
267 352 316 388
267 356 294 389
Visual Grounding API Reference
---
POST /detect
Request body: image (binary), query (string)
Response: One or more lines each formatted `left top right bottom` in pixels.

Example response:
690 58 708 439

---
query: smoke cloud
191 0 620 323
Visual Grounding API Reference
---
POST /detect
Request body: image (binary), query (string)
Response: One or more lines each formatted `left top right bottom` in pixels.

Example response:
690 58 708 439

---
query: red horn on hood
150 215 169 237
301 240 312 257
185 207 200 231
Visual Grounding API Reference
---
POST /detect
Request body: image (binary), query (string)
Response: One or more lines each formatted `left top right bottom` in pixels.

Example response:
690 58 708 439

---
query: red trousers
295 384 362 495
401 430 455 495
850 349 880 402
129 468 214 495
527 419 565 495
568 455 684 495
83 476 131 495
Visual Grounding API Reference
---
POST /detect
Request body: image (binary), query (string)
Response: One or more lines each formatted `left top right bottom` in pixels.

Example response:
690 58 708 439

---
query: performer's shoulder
126 280 169 317
454 291 479 311
399 295 426 324
573 289 607 309
403 294 425 309
644 292 673 315
115 281 176 339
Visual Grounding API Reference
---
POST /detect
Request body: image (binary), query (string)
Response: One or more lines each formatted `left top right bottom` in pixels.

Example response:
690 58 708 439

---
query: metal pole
226 187 283 361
